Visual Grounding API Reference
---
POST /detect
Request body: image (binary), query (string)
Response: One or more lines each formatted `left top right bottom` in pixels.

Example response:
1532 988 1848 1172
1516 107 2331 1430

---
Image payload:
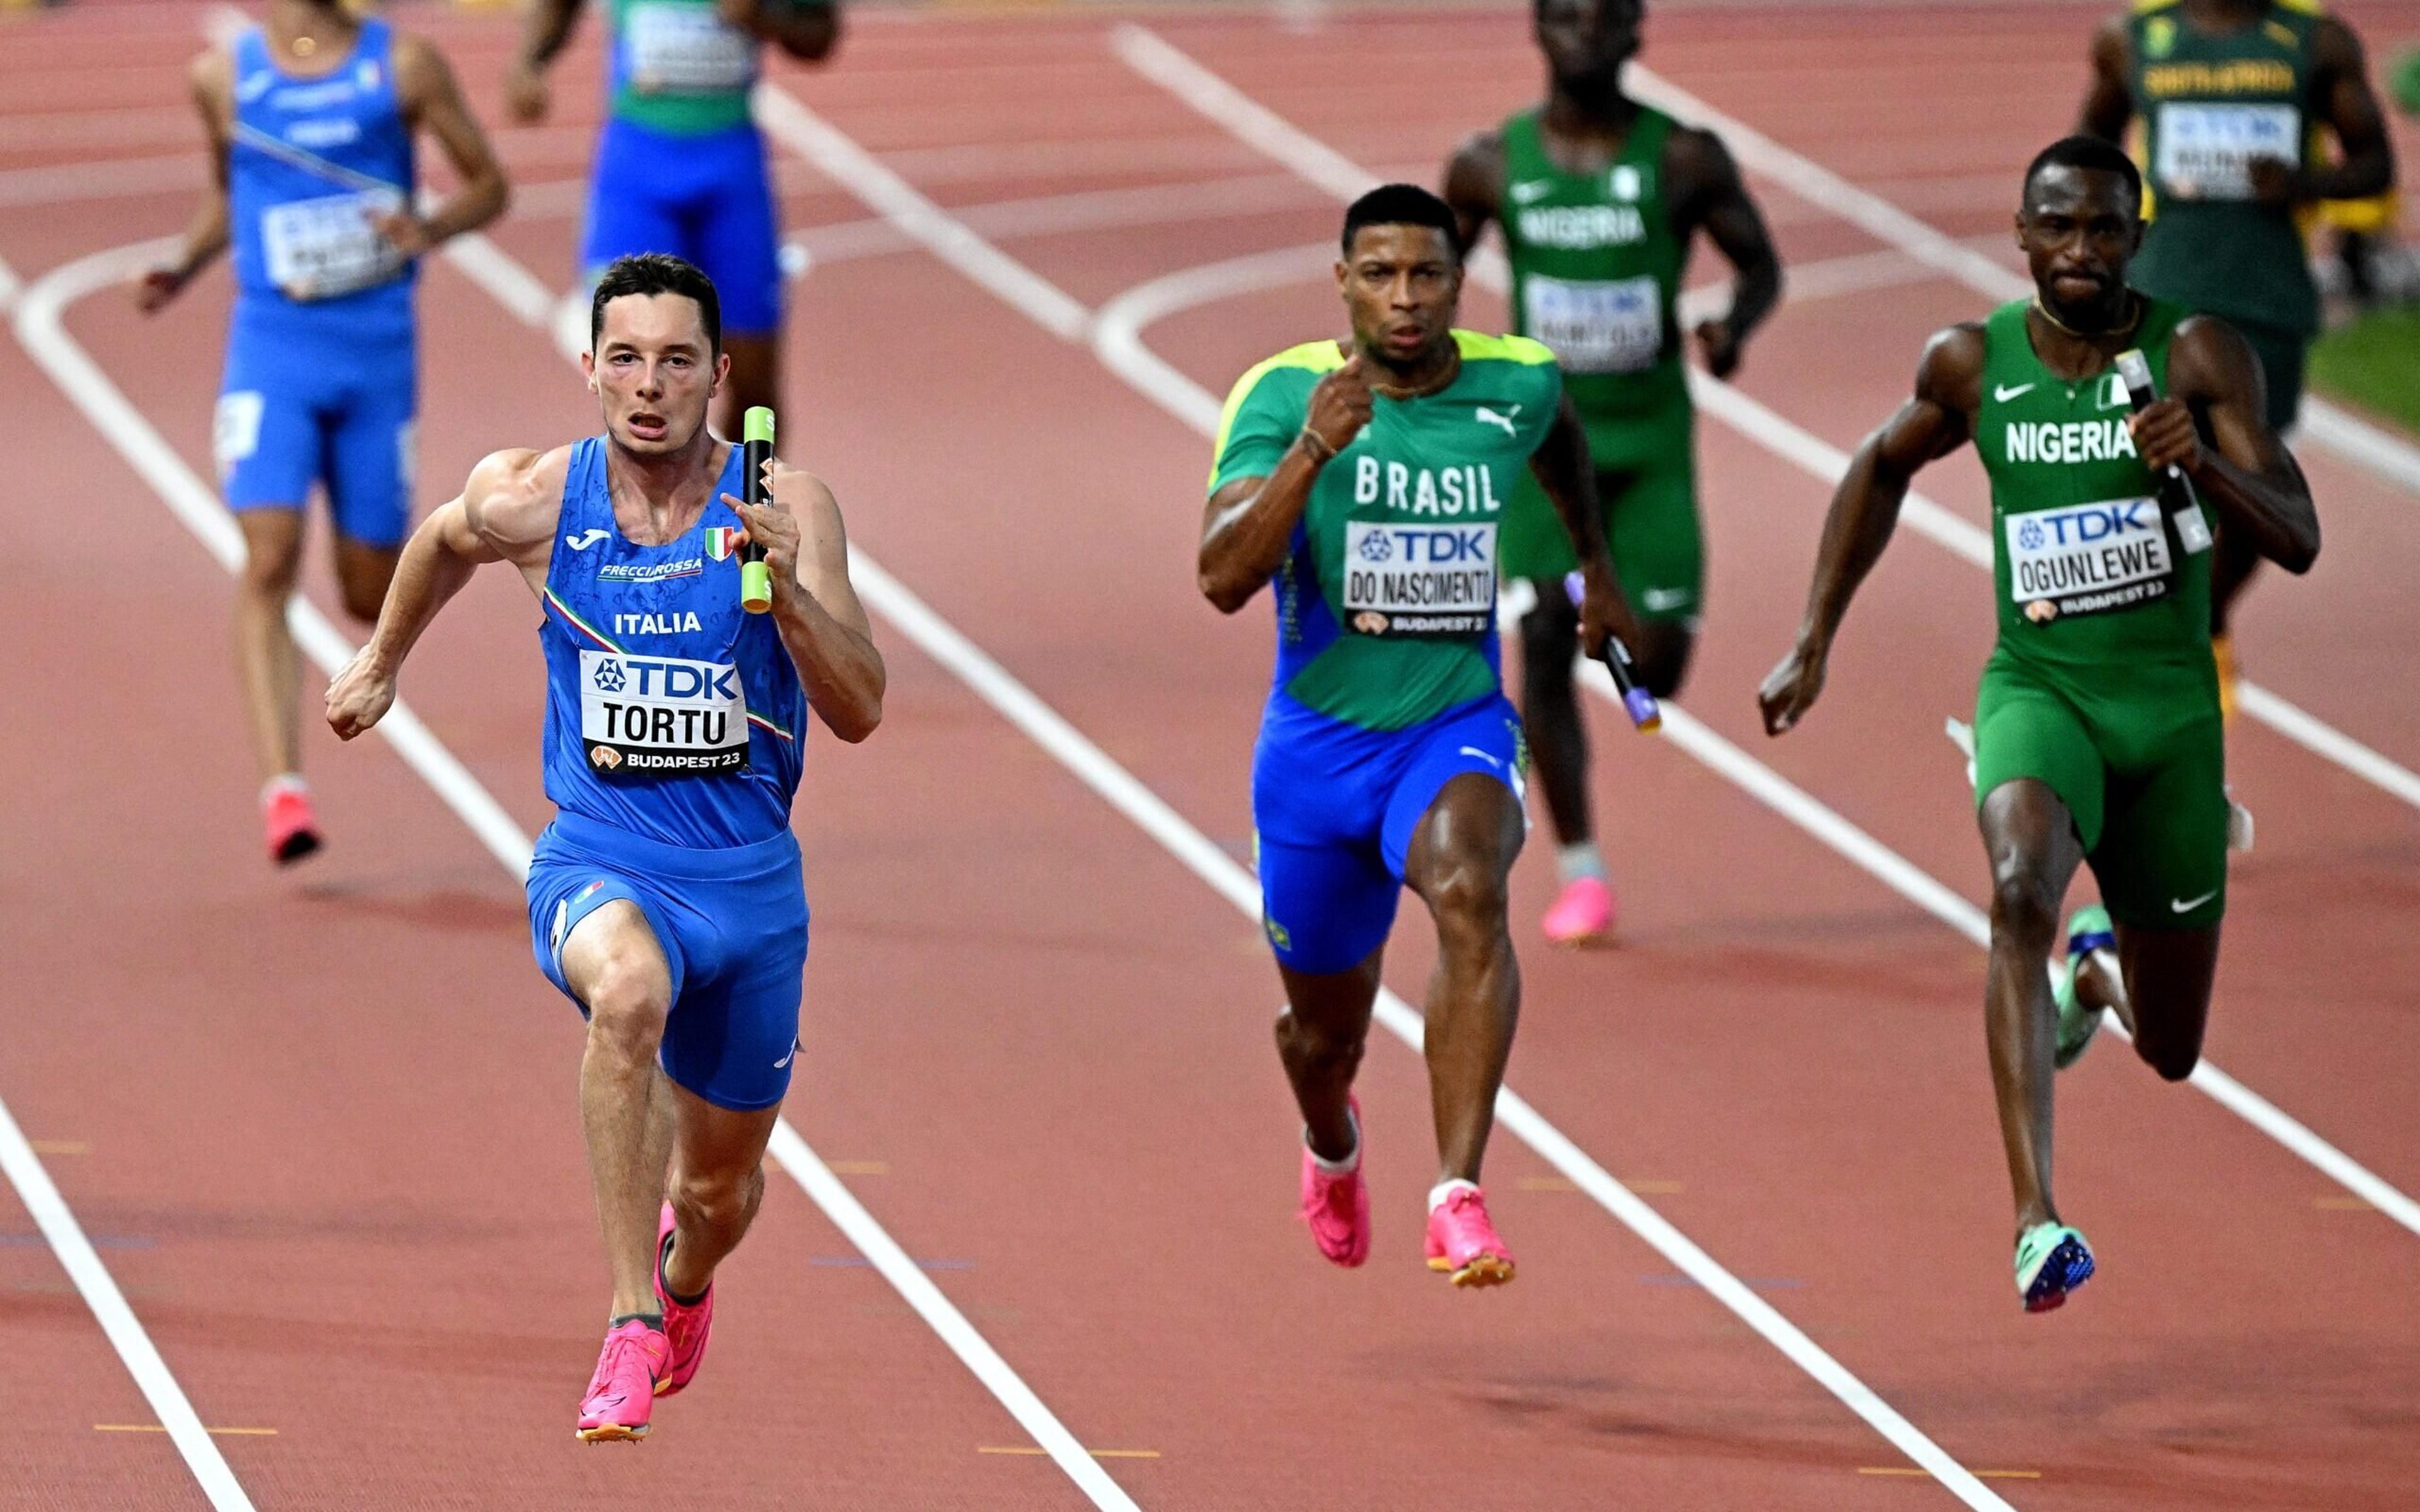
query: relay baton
1563 571 1662 734
740 406 776 614
2114 349 2213 556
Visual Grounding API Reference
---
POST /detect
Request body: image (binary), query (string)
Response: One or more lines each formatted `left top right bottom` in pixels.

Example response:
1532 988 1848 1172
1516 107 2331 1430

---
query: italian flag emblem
705 526 740 562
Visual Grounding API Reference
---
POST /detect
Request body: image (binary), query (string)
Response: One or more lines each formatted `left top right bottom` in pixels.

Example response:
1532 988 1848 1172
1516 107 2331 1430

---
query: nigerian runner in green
1198 186 1634 1286
1759 139 2317 1310
506 0 840 428
2080 0 2395 672
1446 0 1780 944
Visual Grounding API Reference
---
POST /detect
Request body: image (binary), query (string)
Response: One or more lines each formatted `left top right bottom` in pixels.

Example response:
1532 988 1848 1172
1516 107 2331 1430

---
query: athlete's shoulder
1223 340 1347 407
466 445 571 543
1451 329 1557 367
1916 321 1988 409
188 40 235 102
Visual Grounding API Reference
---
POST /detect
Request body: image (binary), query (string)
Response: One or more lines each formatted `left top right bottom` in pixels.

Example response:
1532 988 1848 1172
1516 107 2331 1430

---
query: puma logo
1475 404 1521 437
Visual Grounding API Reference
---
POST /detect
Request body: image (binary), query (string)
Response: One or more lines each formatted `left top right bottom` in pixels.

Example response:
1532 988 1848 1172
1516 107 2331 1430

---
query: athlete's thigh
323 341 418 551
1602 441 1703 626
217 340 326 511
582 121 695 273
2089 714 2227 931
659 864 808 1114
527 843 690 1013
1974 658 2108 852
1256 830 1400 978
2232 317 2309 434
691 129 783 338
1382 695 1527 883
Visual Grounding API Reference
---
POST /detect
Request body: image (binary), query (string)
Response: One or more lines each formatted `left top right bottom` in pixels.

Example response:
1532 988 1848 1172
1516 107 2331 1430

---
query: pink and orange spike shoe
652 1201 715 1397
1298 1096 1370 1268
1541 876 1615 946
575 1317 667 1441
261 776 321 866
1424 1184 1516 1288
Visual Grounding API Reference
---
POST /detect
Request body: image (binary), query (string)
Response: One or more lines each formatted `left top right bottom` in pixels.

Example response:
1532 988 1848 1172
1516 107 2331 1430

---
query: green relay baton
740 406 775 614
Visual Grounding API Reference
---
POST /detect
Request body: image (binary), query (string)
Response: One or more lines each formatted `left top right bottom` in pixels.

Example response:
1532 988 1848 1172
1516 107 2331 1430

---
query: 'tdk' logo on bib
579 650 749 781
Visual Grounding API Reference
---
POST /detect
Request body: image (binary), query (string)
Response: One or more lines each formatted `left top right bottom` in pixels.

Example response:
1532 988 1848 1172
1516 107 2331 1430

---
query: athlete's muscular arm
1528 393 1642 655
1668 125 1782 379
718 0 842 62
506 0 586 123
1758 324 1981 735
2139 316 2320 573
1441 129 1506 256
327 449 565 740
2286 18 2396 203
1198 357 1373 613
136 50 234 312
723 463 885 742
388 38 509 258
2079 16 2136 141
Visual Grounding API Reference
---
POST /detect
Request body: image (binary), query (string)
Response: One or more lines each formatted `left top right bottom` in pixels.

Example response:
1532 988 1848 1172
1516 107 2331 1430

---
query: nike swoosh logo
2170 890 2218 914
1509 180 1555 204
1642 587 1692 610
773 1039 798 1069
1457 746 1503 770
565 529 611 552
1994 383 2036 403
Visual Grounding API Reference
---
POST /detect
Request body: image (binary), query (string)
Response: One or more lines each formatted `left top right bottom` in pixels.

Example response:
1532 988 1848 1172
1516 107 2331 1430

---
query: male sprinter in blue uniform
507 0 839 432
326 255 885 1440
140 0 506 863
1201 186 1633 1285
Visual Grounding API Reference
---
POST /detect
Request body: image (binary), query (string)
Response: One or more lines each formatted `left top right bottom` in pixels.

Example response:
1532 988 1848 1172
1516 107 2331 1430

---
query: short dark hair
589 253 722 353
1342 183 1464 261
2022 135 2143 210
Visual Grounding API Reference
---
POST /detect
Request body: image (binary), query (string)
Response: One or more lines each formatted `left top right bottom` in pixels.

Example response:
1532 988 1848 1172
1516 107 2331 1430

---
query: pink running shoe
651 1201 715 1397
1541 876 1615 946
1424 1184 1516 1288
575 1317 667 1441
261 777 321 866
1298 1097 1369 1268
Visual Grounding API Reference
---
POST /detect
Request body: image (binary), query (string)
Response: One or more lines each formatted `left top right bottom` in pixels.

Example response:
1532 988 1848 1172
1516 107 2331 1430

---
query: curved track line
1107 21 2420 816
10 240 1144 1512
751 82 2027 1512
1099 33 2420 1237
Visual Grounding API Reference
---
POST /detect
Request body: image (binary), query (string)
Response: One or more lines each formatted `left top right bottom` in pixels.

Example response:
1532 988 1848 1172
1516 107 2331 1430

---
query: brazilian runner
1445 0 1780 944
1758 139 2319 1312
2080 0 2393 711
326 255 884 1437
139 0 506 864
509 0 839 432
1200 185 1634 1286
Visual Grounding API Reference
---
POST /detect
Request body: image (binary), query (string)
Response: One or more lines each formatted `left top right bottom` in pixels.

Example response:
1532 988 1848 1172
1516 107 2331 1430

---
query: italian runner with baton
325 253 884 1440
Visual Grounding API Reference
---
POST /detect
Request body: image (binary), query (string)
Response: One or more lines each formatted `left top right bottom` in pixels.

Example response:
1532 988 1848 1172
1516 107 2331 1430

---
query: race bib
1521 273 1662 375
2155 103 2299 200
625 3 755 93
1342 520 1497 638
579 649 749 780
261 189 406 301
2005 497 2173 622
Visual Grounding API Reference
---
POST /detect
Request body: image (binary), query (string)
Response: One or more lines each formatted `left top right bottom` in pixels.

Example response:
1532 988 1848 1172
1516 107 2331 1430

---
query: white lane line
752 83 2024 1512
752 83 1091 341
1110 23 2420 816
10 241 1141 1512
0 1074 253 1510
1104 32 2420 1241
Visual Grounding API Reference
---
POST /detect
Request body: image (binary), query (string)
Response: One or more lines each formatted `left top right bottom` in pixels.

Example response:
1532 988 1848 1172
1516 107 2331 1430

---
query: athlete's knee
1275 1004 1364 1072
1986 859 2061 951
1427 857 1512 943
581 954 670 1059
669 1160 761 1234
335 554 396 623
2131 1022 2204 1082
1634 624 1694 699
238 531 302 598
1518 592 1579 675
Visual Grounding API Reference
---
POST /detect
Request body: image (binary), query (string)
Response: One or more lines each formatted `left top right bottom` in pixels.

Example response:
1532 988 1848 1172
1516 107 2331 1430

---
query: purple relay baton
1563 572 1662 734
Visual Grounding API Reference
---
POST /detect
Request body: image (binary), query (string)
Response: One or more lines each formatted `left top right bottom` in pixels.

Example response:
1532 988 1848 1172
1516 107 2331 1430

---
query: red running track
4 3 2417 1508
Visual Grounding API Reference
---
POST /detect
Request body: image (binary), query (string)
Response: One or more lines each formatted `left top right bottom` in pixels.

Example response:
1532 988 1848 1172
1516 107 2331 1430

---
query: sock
261 772 309 804
609 1311 664 1334
1305 1104 1361 1175
1556 840 1608 885
1428 1177 1479 1213
659 1229 708 1308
